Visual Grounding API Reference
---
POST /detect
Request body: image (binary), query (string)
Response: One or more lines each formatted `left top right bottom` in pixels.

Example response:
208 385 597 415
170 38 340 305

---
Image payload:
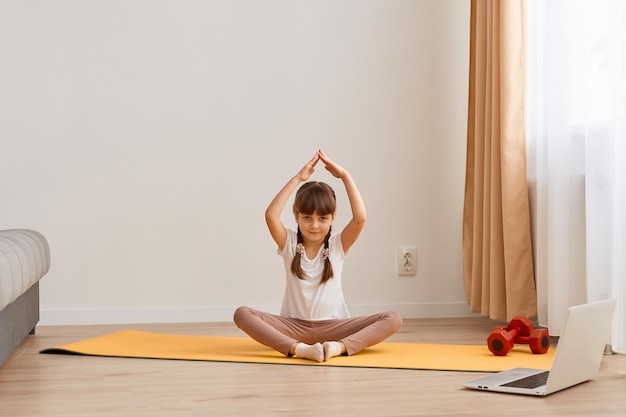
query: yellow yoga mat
40 330 556 372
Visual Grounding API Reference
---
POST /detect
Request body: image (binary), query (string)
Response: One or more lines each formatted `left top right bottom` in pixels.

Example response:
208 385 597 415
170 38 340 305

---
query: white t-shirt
279 229 350 320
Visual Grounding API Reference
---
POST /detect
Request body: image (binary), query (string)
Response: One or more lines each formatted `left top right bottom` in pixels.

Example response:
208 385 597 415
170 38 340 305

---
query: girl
234 149 402 362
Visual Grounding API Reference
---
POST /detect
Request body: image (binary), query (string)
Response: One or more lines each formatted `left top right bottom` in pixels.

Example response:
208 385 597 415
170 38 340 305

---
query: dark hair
292 181 336 217
291 182 335 283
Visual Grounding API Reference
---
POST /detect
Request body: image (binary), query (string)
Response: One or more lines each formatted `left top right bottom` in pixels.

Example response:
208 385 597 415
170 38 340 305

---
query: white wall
0 0 472 325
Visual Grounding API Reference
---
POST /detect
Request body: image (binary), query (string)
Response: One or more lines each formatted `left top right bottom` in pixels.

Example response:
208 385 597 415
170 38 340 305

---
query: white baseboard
39 301 479 326
348 302 480 319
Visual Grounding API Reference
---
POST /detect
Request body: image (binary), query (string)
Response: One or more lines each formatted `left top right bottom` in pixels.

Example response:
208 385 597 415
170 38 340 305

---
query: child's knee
386 310 403 332
233 305 253 326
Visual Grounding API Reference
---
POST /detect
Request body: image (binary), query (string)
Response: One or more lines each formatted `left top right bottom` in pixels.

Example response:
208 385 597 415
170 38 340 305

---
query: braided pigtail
291 182 337 283
291 227 334 282
320 227 334 283
291 227 306 279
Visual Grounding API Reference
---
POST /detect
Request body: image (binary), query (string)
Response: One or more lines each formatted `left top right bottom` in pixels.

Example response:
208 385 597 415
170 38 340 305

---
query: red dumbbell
487 316 550 356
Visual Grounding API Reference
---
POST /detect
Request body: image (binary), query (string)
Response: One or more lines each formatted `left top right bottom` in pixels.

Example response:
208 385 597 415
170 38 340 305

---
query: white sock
294 342 324 363
323 341 343 361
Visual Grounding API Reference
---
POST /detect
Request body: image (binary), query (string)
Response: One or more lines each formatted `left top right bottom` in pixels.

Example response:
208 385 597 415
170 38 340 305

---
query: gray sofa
0 229 50 367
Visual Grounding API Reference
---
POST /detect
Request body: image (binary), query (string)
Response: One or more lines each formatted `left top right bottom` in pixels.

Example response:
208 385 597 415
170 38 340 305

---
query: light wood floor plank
1 318 625 416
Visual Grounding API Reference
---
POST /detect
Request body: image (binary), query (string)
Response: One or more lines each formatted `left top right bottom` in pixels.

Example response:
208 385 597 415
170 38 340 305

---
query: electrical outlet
397 247 417 276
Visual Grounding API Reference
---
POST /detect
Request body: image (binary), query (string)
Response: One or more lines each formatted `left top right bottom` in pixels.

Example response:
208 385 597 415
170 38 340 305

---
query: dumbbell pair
487 316 550 356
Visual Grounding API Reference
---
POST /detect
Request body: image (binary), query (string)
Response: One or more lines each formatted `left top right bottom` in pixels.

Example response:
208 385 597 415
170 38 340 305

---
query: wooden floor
1 317 625 416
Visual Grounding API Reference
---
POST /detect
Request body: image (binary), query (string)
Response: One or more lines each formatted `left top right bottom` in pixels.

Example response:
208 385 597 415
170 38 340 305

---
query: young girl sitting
234 149 402 362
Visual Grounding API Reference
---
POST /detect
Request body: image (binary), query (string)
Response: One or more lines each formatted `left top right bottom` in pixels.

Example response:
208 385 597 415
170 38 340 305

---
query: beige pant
233 306 403 356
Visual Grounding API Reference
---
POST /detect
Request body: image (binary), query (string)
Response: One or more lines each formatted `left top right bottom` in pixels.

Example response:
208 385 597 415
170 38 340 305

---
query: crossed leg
233 306 402 361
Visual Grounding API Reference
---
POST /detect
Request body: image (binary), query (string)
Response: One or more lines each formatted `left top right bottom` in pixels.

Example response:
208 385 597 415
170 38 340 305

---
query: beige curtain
463 0 536 321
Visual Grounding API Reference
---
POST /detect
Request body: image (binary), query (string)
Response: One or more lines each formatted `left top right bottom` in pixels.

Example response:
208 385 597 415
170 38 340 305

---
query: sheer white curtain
527 0 626 353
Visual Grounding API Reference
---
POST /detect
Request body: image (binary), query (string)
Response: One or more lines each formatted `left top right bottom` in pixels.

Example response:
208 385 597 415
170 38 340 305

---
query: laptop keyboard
500 371 550 389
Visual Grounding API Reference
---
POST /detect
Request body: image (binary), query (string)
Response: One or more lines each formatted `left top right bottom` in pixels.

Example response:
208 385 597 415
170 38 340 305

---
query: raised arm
265 152 320 250
317 149 367 253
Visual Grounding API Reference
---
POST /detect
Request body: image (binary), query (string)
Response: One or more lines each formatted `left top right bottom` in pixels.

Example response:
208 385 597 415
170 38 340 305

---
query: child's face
296 210 334 246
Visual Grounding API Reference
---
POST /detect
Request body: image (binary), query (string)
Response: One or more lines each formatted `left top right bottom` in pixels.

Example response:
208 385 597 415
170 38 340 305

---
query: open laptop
463 298 616 396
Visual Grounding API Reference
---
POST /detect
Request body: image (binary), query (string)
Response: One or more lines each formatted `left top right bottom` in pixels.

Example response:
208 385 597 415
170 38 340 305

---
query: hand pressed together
296 149 346 183
318 149 347 179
